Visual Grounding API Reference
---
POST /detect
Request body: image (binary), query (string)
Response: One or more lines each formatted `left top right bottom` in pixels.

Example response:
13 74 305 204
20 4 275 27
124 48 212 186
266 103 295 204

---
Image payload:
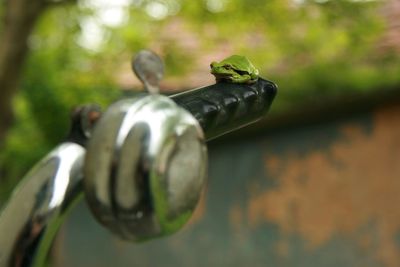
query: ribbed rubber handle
171 78 277 140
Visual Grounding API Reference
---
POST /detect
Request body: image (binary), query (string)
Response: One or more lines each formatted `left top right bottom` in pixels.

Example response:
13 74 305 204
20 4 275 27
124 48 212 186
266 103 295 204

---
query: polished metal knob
84 94 207 241
132 50 164 94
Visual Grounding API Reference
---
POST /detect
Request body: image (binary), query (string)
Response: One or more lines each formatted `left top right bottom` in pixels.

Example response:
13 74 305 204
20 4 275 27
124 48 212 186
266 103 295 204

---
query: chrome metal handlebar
0 143 85 267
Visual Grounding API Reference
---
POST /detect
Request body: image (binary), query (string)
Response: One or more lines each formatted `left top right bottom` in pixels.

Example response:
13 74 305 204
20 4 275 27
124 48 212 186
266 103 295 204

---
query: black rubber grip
170 78 277 140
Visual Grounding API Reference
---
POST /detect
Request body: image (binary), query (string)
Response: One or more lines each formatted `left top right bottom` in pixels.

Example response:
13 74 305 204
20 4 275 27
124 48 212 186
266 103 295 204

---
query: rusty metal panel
58 105 400 267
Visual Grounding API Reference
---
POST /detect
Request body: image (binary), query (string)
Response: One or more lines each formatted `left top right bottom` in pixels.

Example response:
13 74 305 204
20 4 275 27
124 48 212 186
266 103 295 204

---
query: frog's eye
236 69 249 75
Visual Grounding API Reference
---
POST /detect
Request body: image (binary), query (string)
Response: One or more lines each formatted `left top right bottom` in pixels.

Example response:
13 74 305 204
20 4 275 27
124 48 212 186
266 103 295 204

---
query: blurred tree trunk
0 0 45 145
0 0 76 146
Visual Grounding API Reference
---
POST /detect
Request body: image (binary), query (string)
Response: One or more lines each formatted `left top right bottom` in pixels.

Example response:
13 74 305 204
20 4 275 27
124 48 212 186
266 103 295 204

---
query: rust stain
265 155 281 177
247 105 400 267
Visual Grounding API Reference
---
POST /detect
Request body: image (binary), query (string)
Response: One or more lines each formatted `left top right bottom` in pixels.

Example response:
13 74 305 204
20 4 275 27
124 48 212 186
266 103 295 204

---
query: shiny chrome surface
84 94 207 241
0 143 85 267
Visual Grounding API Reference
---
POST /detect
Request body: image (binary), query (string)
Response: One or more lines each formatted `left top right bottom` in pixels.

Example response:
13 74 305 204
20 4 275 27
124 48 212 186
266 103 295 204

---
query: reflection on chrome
0 143 85 267
84 95 207 241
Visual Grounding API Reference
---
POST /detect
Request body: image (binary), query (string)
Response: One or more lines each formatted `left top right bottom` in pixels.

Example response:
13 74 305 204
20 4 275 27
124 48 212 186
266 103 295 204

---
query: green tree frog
210 55 259 84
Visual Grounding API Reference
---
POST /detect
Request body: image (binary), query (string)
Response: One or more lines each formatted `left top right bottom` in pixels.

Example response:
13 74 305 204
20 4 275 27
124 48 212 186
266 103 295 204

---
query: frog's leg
247 78 258 84
232 74 251 84
250 73 259 82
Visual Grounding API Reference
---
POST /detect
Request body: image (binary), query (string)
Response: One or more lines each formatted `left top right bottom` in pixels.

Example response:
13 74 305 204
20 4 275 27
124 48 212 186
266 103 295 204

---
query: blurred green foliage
1 0 400 202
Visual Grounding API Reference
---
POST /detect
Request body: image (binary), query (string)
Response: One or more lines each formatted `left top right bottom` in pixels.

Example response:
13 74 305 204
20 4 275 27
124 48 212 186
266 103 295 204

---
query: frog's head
210 61 238 77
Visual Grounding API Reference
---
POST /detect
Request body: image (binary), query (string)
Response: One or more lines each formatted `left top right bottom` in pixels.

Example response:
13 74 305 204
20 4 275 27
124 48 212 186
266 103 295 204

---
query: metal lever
132 50 164 94
84 50 207 241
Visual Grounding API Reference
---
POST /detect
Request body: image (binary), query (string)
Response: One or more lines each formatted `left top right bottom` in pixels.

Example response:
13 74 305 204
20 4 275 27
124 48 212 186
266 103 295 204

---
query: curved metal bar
0 143 85 267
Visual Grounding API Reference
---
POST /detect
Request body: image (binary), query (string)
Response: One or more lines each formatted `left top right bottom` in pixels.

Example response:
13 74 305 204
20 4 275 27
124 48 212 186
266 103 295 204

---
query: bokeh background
1 0 400 266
